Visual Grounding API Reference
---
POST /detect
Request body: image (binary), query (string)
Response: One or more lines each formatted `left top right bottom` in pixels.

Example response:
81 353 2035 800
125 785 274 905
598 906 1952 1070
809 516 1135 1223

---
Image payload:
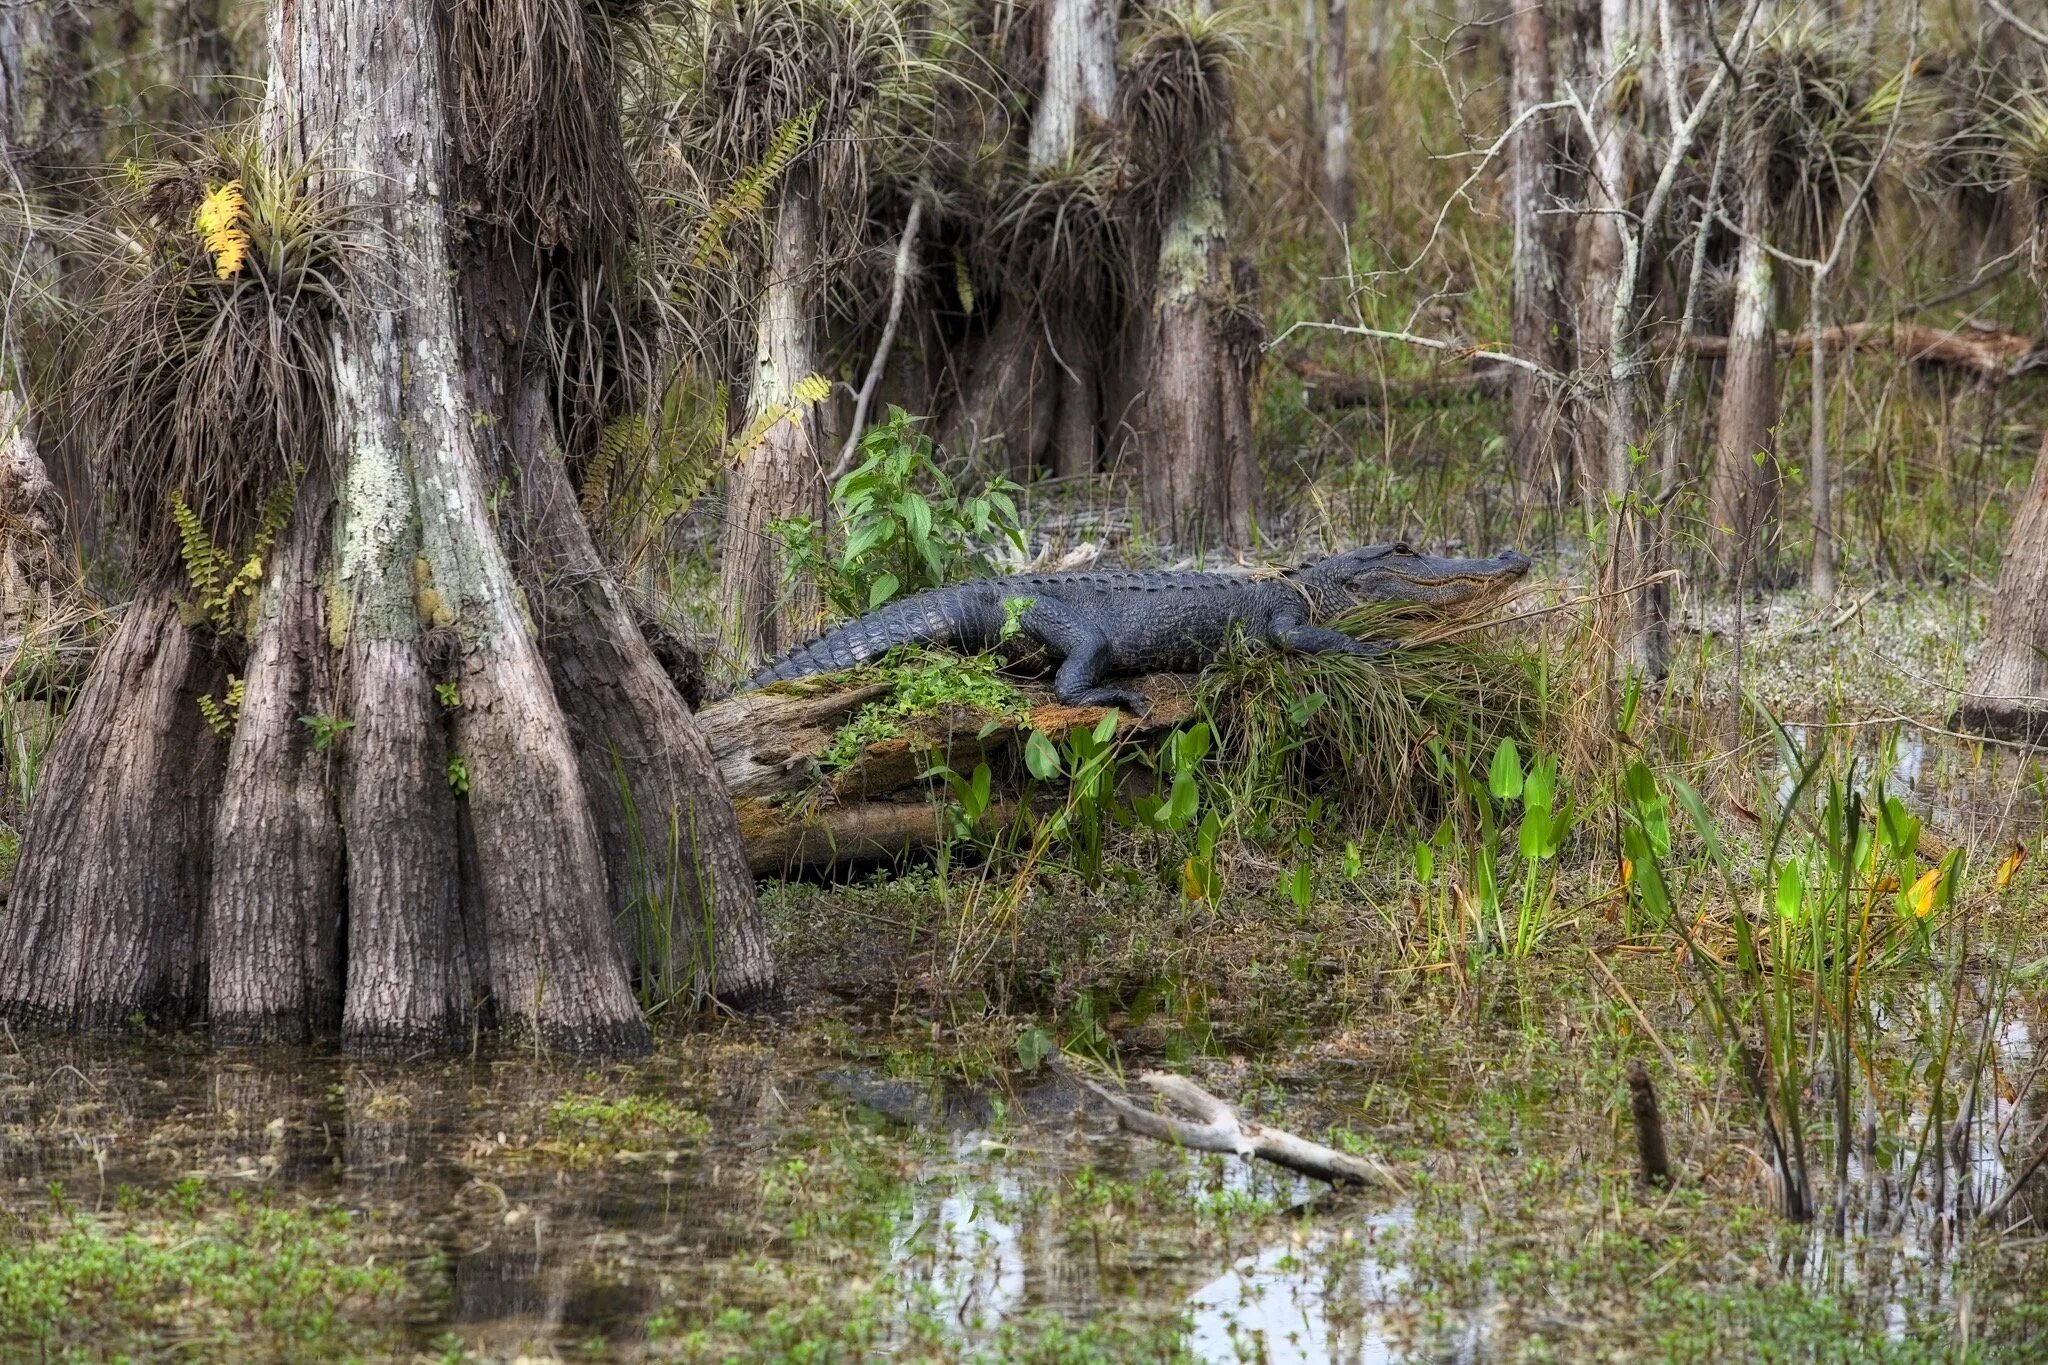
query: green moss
821 650 1028 769
545 1090 711 1142
0 1183 422 1362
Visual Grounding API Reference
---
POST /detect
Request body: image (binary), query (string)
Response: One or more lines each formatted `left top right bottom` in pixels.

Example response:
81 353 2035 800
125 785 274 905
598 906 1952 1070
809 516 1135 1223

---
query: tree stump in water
696 672 1200 875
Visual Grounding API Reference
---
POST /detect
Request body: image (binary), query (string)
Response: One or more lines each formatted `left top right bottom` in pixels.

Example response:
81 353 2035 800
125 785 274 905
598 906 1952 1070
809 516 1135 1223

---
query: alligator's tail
740 586 988 691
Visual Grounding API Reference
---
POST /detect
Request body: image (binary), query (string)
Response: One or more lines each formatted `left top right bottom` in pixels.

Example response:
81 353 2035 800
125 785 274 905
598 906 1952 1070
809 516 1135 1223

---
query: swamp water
2 726 2048 1360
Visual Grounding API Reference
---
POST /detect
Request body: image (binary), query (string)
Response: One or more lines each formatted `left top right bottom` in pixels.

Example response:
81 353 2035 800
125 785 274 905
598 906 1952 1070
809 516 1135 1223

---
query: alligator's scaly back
743 584 992 689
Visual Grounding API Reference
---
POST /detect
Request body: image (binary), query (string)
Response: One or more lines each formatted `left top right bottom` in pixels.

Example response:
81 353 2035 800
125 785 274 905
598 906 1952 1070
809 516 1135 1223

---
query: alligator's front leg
1024 601 1150 715
1271 619 1395 660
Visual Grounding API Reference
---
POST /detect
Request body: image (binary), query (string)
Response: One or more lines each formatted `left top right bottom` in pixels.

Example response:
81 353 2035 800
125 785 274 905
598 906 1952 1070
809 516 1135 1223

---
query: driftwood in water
695 673 1199 875
1073 1068 1398 1187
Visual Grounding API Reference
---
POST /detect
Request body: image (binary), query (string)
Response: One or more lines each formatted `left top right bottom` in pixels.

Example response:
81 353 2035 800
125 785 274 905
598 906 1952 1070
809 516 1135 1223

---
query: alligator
740 542 1532 714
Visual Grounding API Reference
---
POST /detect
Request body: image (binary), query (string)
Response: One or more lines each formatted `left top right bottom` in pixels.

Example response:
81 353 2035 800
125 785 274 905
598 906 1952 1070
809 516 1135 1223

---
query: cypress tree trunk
1030 0 1119 169
946 0 1117 474
1316 0 1353 232
721 173 826 668
206 463 343 1044
1958 430 2048 742
0 0 773 1052
1506 0 1564 489
1704 167 1780 584
1569 0 1631 522
1131 140 1258 547
0 590 229 1028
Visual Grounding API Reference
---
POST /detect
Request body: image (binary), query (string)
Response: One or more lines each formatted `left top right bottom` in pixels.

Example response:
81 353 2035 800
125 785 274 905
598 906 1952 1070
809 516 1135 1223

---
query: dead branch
1681 323 2044 382
1073 1068 1399 1188
832 199 923 480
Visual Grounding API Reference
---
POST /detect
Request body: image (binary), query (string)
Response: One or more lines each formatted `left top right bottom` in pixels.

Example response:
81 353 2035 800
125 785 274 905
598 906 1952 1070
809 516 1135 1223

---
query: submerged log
696 672 1199 875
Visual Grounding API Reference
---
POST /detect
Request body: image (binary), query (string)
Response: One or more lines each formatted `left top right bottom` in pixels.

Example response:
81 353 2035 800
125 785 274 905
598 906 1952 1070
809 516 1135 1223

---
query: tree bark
721 173 826 669
505 377 775 1007
1029 0 1119 170
945 0 1117 475
206 465 344 1045
0 589 229 1029
1570 0 1632 521
1704 168 1780 583
1958 429 2048 743
1316 0 1354 232
1506 0 1565 488
943 306 1056 472
1130 141 1259 548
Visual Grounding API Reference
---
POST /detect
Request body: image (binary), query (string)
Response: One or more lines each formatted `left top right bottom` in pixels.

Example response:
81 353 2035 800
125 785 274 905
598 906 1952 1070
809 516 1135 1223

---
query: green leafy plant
823 650 1027 769
775 407 1024 617
299 713 355 751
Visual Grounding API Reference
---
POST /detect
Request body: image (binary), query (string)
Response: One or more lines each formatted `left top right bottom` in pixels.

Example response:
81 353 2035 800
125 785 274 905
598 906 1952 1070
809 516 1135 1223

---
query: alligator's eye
1391 541 1414 556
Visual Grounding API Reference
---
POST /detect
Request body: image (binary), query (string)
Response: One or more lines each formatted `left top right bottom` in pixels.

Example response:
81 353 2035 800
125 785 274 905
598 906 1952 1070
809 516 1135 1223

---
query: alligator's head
1294 543 1532 614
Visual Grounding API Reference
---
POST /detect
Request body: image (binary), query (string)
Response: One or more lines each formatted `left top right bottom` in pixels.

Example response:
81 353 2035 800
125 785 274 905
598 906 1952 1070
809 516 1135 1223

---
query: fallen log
1071 1067 1398 1187
1681 322 2044 380
695 673 1200 875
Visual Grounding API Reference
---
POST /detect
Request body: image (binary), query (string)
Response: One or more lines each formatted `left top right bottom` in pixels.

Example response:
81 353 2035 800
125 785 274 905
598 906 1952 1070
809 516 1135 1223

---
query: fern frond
692 106 819 268
584 415 650 519
725 372 832 464
171 492 227 615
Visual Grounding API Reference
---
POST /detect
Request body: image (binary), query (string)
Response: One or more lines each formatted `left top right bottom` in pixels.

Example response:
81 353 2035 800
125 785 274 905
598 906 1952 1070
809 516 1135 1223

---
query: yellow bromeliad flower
195 179 250 279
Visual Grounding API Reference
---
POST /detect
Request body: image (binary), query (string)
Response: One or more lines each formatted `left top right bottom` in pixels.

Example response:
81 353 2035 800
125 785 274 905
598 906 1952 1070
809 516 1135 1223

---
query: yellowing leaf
1619 856 1634 887
195 179 250 279
1908 866 1943 919
1996 844 2027 889
789 373 832 407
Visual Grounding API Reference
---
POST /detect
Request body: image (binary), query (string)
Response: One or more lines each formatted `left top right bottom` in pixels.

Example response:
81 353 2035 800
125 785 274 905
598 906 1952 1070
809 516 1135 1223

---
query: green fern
171 485 294 634
198 675 246 736
692 106 819 268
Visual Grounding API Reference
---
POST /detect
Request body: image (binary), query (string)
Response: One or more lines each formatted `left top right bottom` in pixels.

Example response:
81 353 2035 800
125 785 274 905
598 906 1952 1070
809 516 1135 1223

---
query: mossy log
696 673 1200 875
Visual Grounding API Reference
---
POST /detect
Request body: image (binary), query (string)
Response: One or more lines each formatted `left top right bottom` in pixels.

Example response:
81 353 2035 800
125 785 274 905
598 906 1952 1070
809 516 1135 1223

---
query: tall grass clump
1197 597 1540 833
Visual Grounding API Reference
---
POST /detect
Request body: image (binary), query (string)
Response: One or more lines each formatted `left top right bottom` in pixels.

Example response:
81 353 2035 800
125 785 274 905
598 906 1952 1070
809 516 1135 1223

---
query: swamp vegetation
6 0 2048 1359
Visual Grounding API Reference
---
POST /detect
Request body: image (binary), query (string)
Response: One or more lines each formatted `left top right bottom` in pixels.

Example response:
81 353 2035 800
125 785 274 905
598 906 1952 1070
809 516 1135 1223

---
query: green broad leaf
970 762 991 812
1488 739 1524 801
841 520 891 564
1522 752 1557 812
1775 858 1805 922
867 572 900 609
1287 691 1328 727
1624 760 1670 858
1165 769 1199 827
1414 841 1436 883
1284 862 1313 912
1091 711 1119 743
1518 812 1544 862
1543 796 1573 859
1015 1025 1054 1071
1024 730 1062 780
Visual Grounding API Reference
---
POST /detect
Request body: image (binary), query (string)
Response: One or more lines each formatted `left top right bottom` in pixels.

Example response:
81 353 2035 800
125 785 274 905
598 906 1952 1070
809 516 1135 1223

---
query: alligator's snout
1492 549 1533 577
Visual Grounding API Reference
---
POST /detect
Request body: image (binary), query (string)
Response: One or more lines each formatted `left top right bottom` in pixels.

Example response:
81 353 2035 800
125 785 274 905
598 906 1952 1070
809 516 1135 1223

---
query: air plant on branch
77 137 354 584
